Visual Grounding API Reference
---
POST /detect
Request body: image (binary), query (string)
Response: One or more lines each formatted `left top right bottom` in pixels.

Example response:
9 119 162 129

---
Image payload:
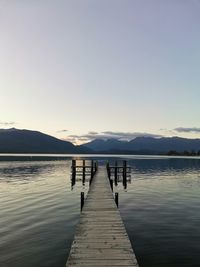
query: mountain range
81 137 200 154
0 128 200 154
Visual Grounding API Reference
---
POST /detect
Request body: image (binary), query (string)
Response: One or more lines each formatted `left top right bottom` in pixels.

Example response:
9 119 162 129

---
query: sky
0 0 200 144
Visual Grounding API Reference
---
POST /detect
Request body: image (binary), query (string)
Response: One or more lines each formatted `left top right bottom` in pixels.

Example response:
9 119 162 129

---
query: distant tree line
167 150 200 156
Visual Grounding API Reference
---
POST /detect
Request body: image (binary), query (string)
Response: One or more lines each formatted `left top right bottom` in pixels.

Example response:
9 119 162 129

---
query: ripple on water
1 157 200 267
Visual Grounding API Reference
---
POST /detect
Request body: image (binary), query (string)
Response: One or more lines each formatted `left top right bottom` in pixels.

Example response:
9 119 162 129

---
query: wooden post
72 159 76 174
110 179 113 192
72 159 76 186
123 160 127 188
106 162 110 180
106 161 109 169
91 160 94 179
89 160 94 186
114 161 118 186
106 161 109 171
81 192 84 211
115 192 119 207
82 159 85 185
95 161 98 173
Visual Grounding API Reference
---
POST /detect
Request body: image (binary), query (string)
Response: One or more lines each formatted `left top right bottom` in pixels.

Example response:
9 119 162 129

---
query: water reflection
0 164 51 182
128 158 200 173
118 158 200 267
0 160 80 267
1 156 200 267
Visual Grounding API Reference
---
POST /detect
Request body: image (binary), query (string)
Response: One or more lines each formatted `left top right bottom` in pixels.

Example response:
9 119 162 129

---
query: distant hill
82 139 127 152
81 136 200 154
0 128 89 154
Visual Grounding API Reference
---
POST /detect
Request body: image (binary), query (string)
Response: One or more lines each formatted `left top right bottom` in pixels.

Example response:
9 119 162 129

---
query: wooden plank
66 167 139 267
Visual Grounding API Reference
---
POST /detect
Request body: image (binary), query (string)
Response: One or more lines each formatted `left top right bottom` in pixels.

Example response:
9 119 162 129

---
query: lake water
1 155 200 267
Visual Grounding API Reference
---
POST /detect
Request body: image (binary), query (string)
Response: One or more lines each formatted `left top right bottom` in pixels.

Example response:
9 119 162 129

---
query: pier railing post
106 162 108 174
123 160 127 188
95 161 98 173
106 162 110 180
72 159 76 186
81 192 84 211
91 159 94 177
89 160 95 186
82 159 85 185
110 179 113 192
115 192 119 207
115 161 118 186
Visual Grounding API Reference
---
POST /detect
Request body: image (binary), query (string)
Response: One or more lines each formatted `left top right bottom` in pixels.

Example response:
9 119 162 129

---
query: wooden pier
66 165 139 267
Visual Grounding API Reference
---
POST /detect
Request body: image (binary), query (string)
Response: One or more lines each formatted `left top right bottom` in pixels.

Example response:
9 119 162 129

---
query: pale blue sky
1 0 200 143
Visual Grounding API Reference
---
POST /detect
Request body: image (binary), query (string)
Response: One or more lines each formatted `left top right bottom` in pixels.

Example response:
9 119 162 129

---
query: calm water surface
0 155 200 267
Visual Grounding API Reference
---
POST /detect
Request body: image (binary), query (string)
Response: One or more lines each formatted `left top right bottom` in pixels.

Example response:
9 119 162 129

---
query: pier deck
66 166 138 267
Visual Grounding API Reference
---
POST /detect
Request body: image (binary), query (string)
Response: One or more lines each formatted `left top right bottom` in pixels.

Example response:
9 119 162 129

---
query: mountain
83 139 127 151
82 136 200 154
0 128 89 154
1 129 200 154
127 136 200 152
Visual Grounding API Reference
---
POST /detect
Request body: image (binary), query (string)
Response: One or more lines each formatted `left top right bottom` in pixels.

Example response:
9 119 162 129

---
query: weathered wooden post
106 161 109 169
106 161 108 173
72 159 76 186
106 162 110 180
115 192 119 207
91 160 94 178
89 160 94 186
72 159 76 176
114 161 118 186
81 192 84 211
95 161 98 173
82 159 85 185
110 179 113 192
123 160 127 188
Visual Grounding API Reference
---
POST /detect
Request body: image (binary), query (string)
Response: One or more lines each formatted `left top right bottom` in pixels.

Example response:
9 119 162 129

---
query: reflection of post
72 159 76 186
115 192 119 207
115 161 118 186
81 192 84 211
123 160 127 189
82 159 85 185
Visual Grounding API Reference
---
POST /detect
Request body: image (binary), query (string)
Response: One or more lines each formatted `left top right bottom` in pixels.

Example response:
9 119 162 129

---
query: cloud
102 131 162 140
64 134 90 144
67 135 81 138
64 131 163 144
174 127 200 133
0 121 16 126
57 129 68 133
88 131 98 135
